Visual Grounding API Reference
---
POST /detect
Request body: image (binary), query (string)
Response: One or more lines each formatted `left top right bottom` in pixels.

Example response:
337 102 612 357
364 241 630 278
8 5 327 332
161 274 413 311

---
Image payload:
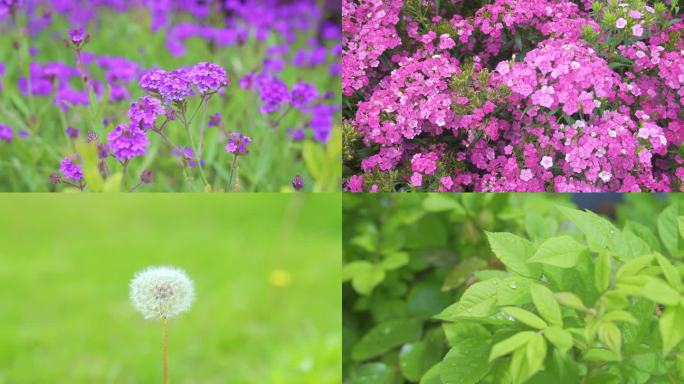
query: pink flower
632 24 643 37
629 10 643 19
345 175 364 192
540 156 553 169
520 169 534 181
410 172 423 187
439 34 456 50
616 18 627 29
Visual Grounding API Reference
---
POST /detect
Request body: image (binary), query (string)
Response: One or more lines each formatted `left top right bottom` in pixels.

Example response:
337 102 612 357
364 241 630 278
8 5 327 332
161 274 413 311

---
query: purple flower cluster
140 62 229 103
59 156 83 181
128 95 164 130
225 132 251 155
172 146 204 167
291 82 318 109
0 123 13 142
106 124 149 161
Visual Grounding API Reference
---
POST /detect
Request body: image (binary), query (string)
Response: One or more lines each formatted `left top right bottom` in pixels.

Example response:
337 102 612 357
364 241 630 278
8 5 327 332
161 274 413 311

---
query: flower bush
0 0 341 192
343 0 684 191
343 193 684 384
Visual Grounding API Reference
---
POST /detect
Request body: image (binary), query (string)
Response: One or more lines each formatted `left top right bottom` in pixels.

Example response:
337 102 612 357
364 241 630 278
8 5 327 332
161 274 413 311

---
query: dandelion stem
162 317 169 384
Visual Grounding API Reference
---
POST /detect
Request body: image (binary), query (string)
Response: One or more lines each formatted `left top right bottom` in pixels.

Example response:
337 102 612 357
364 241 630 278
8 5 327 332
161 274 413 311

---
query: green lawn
0 194 341 383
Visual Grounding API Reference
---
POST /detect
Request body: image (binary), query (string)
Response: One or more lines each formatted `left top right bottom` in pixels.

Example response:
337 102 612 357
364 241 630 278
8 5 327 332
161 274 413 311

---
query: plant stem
180 112 209 187
197 96 210 156
121 160 129 191
162 317 169 384
227 153 238 191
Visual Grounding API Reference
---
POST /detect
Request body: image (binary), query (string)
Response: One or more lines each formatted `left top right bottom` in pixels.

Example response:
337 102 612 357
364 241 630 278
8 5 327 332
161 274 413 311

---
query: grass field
0 194 341 383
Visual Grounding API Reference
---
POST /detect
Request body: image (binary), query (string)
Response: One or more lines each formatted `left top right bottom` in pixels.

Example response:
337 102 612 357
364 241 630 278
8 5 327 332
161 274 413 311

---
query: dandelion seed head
129 266 195 320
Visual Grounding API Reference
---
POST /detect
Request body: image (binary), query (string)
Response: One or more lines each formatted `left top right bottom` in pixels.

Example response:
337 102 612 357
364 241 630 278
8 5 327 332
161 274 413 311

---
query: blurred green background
0 193 341 383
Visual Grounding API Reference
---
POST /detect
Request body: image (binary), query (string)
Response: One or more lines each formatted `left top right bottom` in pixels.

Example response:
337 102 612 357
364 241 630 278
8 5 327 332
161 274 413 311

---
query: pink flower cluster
343 0 684 192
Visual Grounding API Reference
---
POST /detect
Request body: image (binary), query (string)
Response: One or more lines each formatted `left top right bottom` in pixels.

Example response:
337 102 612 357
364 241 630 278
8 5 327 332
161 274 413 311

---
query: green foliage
343 193 684 384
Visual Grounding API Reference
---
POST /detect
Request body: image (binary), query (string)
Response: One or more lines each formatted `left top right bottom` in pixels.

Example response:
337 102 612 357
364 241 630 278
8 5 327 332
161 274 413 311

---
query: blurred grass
0 8 342 192
0 193 341 383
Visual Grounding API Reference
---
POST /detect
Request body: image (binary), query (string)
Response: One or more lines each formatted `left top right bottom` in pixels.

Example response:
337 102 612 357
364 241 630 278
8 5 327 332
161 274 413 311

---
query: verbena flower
0 123 13 142
107 124 149 161
128 95 164 130
129 266 195 320
225 132 251 154
189 62 228 94
59 156 83 181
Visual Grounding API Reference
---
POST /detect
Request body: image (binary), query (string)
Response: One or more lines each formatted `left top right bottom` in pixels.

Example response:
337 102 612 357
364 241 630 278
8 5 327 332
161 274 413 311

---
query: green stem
227 153 238 191
162 317 169 384
121 160 129 191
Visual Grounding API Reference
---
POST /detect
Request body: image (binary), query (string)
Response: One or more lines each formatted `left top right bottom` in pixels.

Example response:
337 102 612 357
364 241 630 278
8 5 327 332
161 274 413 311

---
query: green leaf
557 206 618 253
352 318 423 361
658 204 680 256
420 364 442 384
423 194 464 214
660 305 684 356
525 212 558 240
598 322 622 361
543 326 573 353
616 253 655 281
640 278 680 306
349 363 393 384
554 292 586 311
656 252 682 292
489 331 536 361
381 252 409 270
531 283 562 326
679 216 684 239
624 221 661 253
352 264 386 296
435 280 498 320
102 173 123 193
442 257 487 291
595 252 612 293
440 335 492 384
407 281 452 318
525 334 548 378
485 232 540 277
601 310 638 325
399 340 442 382
496 277 532 306
502 307 548 329
528 235 586 268
343 261 372 281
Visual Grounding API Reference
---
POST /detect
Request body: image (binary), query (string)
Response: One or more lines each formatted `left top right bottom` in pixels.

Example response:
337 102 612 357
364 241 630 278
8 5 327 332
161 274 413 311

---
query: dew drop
510 282 517 289
467 308 473 313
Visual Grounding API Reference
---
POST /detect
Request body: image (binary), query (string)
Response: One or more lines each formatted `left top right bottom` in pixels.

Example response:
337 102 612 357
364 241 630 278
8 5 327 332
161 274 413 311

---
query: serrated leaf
496 277 532 306
442 257 487 291
660 305 684 355
656 252 682 292
658 204 679 256
352 318 423 361
640 278 680 306
616 253 655 281
531 283 562 326
526 334 547 378
485 232 540 278
381 252 409 270
441 335 492 384
554 292 586 310
595 252 611 293
489 331 535 361
557 206 618 253
528 235 586 268
598 322 622 360
435 280 498 320
544 326 573 353
420 363 442 384
502 307 548 329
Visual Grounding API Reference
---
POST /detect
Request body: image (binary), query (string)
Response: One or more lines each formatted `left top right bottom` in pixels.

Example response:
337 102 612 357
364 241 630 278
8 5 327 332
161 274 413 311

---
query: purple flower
290 82 318 109
107 124 149 161
291 174 304 191
159 69 194 102
172 146 204 167
309 105 336 142
257 75 290 114
616 18 627 29
208 113 221 127
288 127 306 141
67 27 89 48
60 156 83 181
128 95 164 130
189 62 228 94
0 0 22 18
0 123 13 142
225 132 251 154
65 127 80 139
139 69 167 94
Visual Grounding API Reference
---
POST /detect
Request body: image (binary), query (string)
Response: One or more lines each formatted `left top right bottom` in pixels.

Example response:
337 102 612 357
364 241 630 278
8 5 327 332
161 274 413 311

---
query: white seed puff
129 266 195 320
